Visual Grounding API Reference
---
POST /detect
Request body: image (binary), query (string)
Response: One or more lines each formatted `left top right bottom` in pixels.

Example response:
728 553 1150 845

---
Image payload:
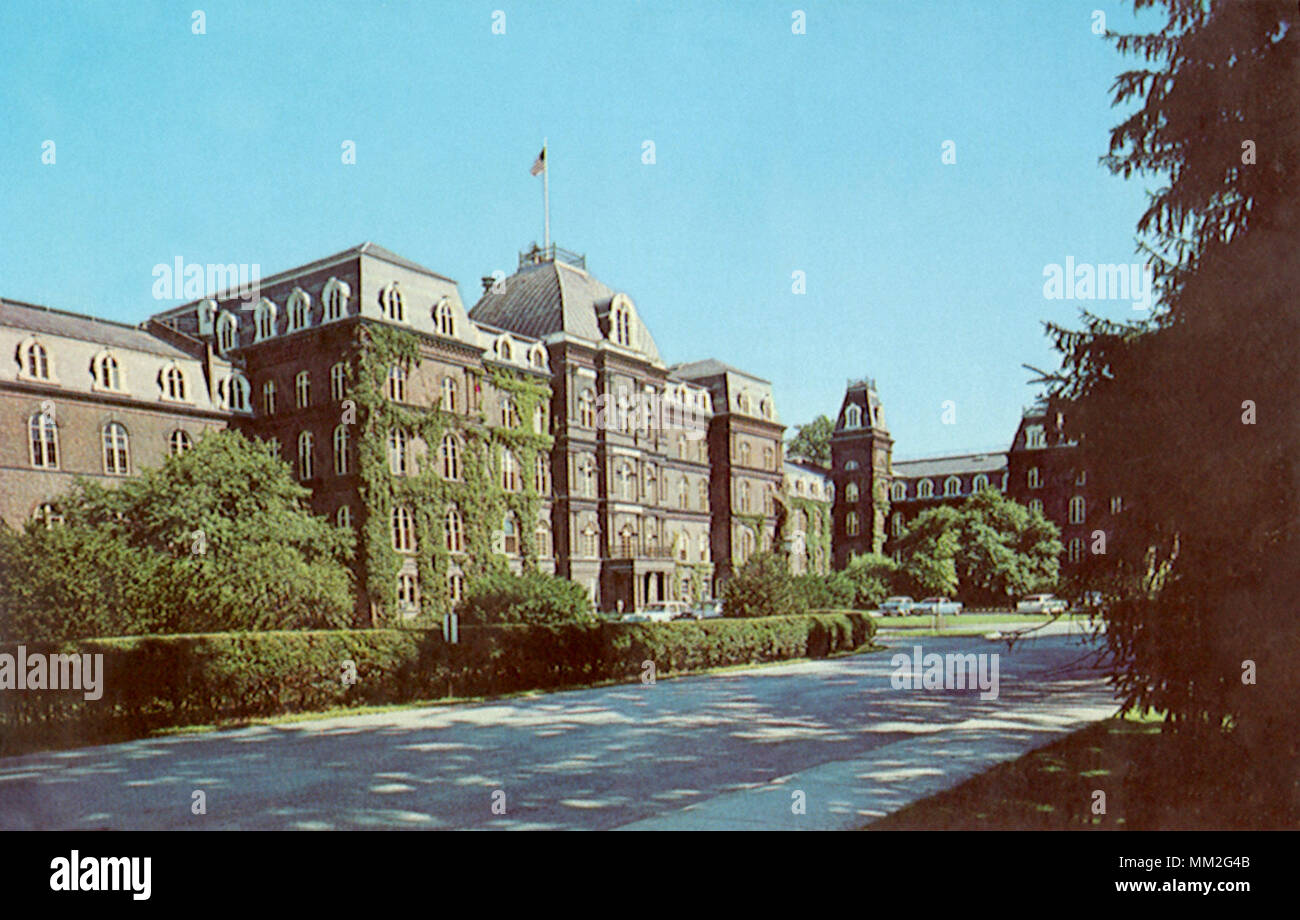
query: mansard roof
1 298 193 360
469 258 662 362
891 452 1007 480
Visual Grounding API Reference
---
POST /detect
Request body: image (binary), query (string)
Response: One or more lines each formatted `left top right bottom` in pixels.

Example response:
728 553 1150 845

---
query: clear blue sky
0 0 1161 459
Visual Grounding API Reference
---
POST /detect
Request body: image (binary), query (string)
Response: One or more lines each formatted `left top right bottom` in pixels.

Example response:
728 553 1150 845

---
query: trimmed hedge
0 613 875 755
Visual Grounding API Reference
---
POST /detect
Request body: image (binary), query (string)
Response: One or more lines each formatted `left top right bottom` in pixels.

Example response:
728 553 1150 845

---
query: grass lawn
865 712 1298 830
877 613 1092 629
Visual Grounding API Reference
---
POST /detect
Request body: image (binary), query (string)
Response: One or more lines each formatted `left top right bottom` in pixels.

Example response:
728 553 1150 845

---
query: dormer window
529 343 547 369
845 404 863 428
918 479 934 499
94 352 124 391
286 288 311 332
434 297 455 337
323 277 351 322
891 481 906 500
944 476 961 497
254 298 277 341
161 364 187 401
610 294 634 347
197 299 216 334
216 311 239 352
760 397 772 419
380 283 405 322
17 338 52 381
1025 425 1047 449
495 336 513 362
220 372 251 412
973 474 989 492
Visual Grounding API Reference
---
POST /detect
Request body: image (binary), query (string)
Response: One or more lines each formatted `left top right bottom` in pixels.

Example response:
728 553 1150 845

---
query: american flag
530 146 546 176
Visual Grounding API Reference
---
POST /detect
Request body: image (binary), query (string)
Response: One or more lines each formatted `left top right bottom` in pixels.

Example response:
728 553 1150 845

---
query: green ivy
352 323 554 627
781 494 833 572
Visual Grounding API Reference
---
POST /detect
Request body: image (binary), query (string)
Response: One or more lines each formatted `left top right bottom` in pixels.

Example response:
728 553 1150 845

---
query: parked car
641 601 690 622
619 612 649 623
915 597 963 616
879 596 916 616
691 599 724 619
1016 593 1069 615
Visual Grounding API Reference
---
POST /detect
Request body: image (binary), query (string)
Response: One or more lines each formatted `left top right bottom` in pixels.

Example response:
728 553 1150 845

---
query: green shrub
722 552 806 618
842 552 902 608
0 613 876 755
458 571 595 626
791 572 857 610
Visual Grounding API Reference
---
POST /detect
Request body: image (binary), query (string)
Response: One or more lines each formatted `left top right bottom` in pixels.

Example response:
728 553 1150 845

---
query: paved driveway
0 633 1117 830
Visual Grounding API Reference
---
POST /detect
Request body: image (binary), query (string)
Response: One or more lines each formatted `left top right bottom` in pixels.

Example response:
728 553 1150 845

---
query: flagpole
542 138 550 250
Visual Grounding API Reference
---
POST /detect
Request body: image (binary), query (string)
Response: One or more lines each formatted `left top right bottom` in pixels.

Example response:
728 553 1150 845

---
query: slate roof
469 259 662 361
671 358 771 385
1 298 194 360
891 452 1007 479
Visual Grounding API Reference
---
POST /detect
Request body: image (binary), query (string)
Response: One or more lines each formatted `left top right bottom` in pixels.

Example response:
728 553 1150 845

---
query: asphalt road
0 632 1118 830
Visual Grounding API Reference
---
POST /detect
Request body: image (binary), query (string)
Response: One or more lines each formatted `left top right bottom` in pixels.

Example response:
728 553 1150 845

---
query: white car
915 597 963 616
691 599 724 619
879 596 916 616
641 601 690 622
1016 594 1069 615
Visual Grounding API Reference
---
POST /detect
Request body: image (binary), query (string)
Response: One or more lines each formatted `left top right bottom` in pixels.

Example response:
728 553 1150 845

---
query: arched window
534 454 550 493
973 474 989 492
740 529 755 563
502 512 519 555
448 572 465 605
330 363 347 401
263 380 277 415
296 371 311 408
380 283 405 321
441 433 461 480
891 481 906 500
617 462 634 500
736 391 751 414
1110 495 1123 514
529 344 547 369
582 523 599 557
387 364 407 402
254 298 277 341
536 519 552 557
579 389 596 428
698 532 709 562
297 431 314 479
1029 498 1043 515
1068 537 1083 563
740 442 751 467
501 449 520 491
434 297 456 337
1028 466 1041 489
391 506 415 552
678 477 688 509
619 524 637 557
677 436 687 460
445 506 464 553
739 481 751 513
500 394 518 428
21 340 51 380
441 377 458 412
389 429 409 475
102 422 130 475
760 398 772 420
287 288 311 332
846 511 860 537
845 404 862 428
333 425 350 475
1069 495 1086 524
891 512 903 537
161 364 186 401
533 403 547 435
495 336 513 362
611 298 633 347
336 506 352 529
169 429 192 457
918 479 934 499
96 353 122 390
197 299 216 333
846 482 859 503
216 312 238 352
944 476 961 497
29 411 59 468
698 480 708 511
323 277 350 322
225 373 251 412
